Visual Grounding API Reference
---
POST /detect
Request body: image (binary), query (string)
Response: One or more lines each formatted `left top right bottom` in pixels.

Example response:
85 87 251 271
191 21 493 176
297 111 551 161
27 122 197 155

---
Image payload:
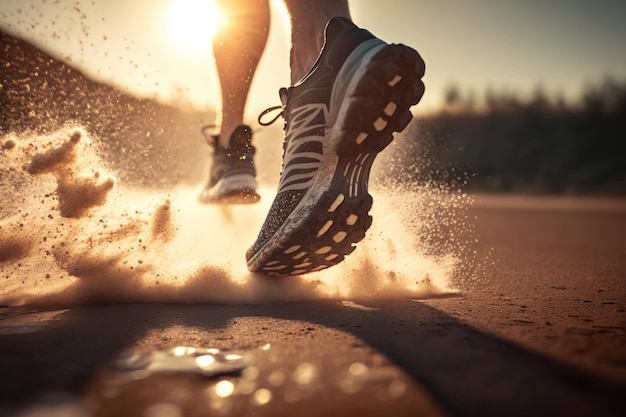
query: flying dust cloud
0 3 477 307
0 126 469 307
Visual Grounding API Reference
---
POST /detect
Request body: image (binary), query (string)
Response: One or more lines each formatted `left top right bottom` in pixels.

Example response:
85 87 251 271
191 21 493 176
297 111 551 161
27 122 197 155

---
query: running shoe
198 124 260 204
247 17 425 275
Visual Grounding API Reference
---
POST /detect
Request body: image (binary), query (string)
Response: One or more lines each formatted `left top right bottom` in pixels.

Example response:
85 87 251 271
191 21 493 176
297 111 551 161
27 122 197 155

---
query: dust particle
2 139 16 150
151 199 174 242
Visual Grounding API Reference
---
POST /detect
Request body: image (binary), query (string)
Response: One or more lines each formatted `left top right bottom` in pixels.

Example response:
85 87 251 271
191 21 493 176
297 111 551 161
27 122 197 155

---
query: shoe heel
335 44 425 157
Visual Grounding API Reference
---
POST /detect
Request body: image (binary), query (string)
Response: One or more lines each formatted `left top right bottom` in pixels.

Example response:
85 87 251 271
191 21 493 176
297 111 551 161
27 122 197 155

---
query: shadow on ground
1 301 625 417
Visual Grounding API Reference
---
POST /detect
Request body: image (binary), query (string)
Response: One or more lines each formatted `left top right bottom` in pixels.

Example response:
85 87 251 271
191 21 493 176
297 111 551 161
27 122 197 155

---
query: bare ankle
217 121 242 148
284 1 351 84
290 44 323 84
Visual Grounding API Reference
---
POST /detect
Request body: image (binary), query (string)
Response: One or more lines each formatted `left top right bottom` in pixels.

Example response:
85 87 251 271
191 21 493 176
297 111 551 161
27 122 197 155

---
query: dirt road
1 195 625 417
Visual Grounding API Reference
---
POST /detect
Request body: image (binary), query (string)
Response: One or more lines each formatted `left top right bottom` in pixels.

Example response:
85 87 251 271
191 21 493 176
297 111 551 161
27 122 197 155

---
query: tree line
392 79 626 194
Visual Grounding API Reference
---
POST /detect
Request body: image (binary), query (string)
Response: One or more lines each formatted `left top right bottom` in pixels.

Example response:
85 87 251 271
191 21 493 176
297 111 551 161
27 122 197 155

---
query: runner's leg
213 0 270 146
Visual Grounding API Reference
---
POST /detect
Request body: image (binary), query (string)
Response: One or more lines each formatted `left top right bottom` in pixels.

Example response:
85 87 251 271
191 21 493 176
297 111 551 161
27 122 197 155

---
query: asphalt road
1 195 625 417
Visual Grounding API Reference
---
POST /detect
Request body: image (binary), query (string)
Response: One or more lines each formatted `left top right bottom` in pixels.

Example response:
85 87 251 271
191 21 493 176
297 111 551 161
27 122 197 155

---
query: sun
166 0 223 56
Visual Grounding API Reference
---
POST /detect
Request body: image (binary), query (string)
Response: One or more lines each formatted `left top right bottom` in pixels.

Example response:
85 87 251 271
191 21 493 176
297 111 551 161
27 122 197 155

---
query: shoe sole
199 174 260 205
249 42 424 276
205 188 260 205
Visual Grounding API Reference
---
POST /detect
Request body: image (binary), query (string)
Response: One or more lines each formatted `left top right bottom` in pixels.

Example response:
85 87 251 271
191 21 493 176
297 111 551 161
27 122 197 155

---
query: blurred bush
395 80 626 194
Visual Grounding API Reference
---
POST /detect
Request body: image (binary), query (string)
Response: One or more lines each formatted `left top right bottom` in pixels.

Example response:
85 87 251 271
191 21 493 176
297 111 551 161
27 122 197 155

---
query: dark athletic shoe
198 124 260 204
246 17 425 276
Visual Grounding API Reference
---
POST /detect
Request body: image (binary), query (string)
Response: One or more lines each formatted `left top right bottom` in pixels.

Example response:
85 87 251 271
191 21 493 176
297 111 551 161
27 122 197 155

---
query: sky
1 0 625 117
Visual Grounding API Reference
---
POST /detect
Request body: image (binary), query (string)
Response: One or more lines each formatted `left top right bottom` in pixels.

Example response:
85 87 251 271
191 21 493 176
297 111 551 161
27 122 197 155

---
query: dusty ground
1 195 625 417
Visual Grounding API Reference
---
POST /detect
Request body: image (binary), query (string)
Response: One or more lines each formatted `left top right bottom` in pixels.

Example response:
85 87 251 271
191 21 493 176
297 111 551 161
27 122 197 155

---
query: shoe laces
200 124 218 147
257 87 290 128
257 105 283 126
200 124 253 160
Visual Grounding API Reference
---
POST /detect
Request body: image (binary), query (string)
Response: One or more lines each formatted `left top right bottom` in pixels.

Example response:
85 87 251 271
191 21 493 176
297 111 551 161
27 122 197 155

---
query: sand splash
0 127 464 307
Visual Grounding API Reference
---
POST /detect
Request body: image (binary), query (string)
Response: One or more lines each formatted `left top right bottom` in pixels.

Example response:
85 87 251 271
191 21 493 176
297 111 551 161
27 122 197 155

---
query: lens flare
166 0 222 56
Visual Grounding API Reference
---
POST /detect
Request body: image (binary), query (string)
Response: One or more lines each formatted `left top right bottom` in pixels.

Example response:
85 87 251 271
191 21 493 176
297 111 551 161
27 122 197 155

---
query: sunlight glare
167 0 222 56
